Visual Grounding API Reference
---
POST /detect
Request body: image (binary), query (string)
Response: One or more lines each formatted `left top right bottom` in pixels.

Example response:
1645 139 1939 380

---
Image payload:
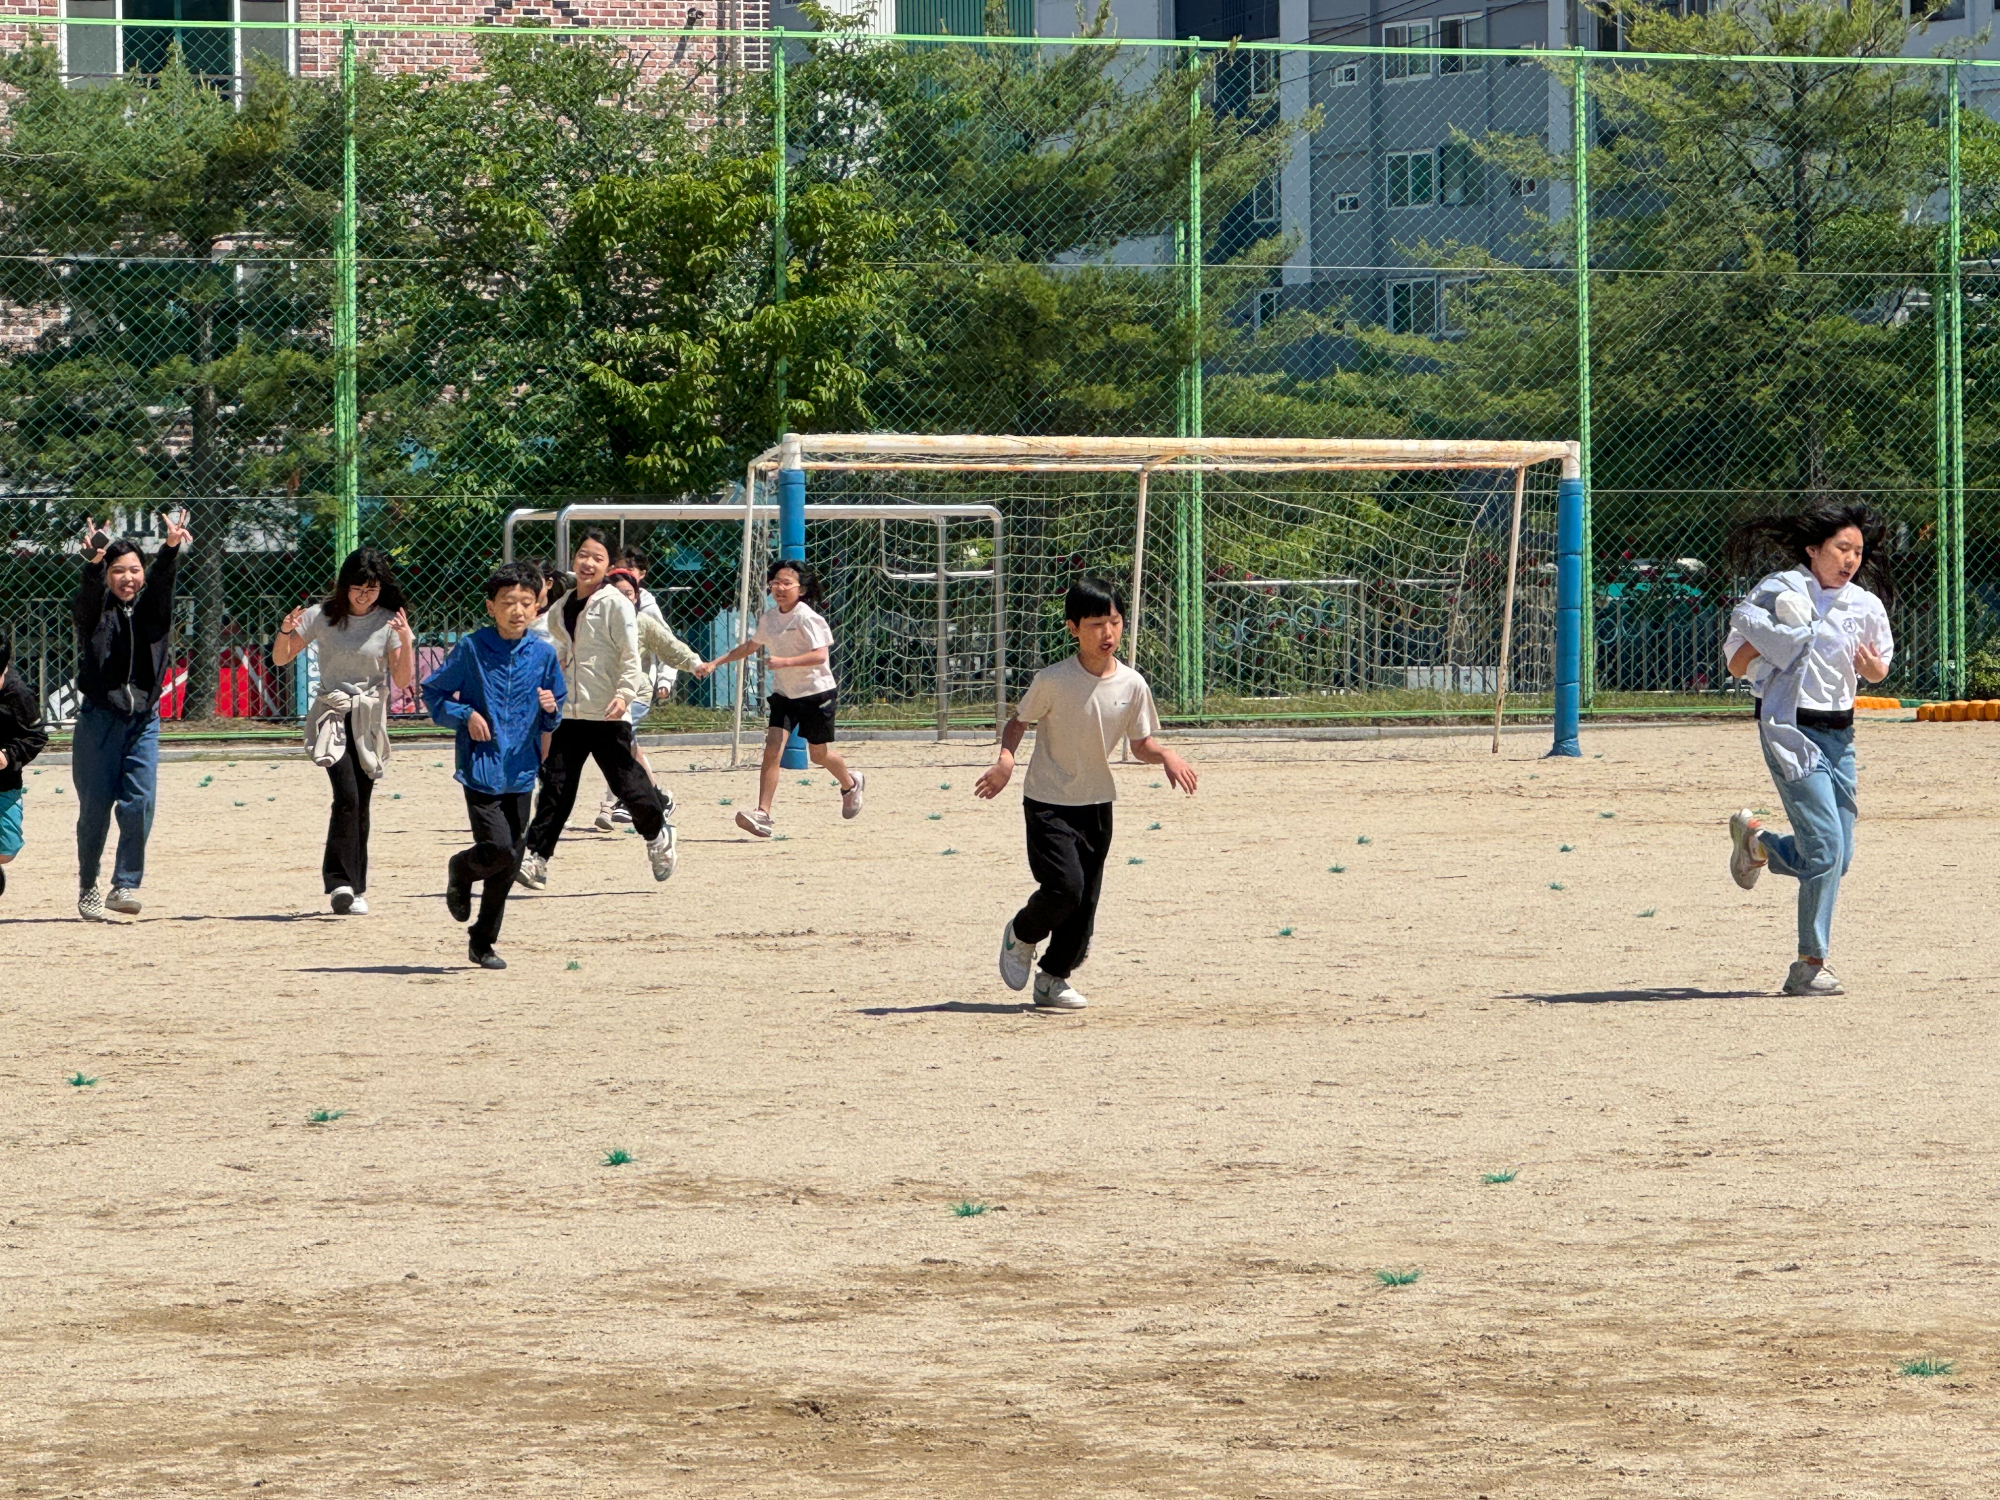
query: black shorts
768 690 837 745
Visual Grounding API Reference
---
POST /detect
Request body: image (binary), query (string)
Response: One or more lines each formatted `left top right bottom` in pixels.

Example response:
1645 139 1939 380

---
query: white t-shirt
1723 574 1893 712
751 602 836 698
1014 656 1161 806
296 604 395 697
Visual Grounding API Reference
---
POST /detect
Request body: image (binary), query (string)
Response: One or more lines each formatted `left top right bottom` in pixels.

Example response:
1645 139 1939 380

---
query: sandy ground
3 719 1999 1498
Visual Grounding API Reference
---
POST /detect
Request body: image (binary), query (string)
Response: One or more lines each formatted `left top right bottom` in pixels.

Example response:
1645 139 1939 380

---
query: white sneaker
330 885 356 915
515 850 548 890
106 887 142 915
594 796 618 833
1783 960 1843 997
78 885 107 922
348 895 369 916
1729 809 1766 891
841 772 865 821
659 787 677 822
735 808 774 838
999 920 1036 991
647 825 679 881
1031 971 1088 1012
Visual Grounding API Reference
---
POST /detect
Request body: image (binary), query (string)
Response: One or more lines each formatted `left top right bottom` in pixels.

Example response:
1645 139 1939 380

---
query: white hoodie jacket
546 585 648 721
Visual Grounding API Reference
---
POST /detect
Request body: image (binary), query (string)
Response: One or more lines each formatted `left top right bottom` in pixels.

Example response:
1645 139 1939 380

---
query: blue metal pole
777 443 810 770
1551 475 1583 757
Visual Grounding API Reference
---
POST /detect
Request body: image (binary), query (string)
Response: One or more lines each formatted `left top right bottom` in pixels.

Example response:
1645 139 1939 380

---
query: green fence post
333 25 359 559
1186 37 1205 714
1950 63 1966 697
772 31 788 435
1935 178 1951 696
1572 49 1593 710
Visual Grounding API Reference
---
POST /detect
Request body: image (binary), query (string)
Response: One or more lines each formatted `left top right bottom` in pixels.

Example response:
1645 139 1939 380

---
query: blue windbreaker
421 627 566 794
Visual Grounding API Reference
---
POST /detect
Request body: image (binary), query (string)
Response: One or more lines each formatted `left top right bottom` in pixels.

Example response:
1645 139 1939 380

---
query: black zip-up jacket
0 667 49 793
72 543 181 713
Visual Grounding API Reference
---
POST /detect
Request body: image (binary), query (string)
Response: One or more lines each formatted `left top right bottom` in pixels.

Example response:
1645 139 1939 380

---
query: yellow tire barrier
1914 699 2000 720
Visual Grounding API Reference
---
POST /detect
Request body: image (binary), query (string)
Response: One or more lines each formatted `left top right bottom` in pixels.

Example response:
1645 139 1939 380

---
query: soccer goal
742 434 1585 758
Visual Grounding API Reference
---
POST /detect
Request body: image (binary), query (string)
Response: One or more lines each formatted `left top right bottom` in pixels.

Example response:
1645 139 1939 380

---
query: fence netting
1 13 1992 727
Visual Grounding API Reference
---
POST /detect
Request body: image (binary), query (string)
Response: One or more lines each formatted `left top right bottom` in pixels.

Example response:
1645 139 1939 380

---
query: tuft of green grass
432 762 443 769
68 1071 97 1088
391 793 402 800
1637 908 1656 918
1149 781 1162 788
52 785 63 793
1528 774 1539 780
773 834 790 842
1754 808 1770 816
1599 811 1617 819
1900 1357 1955 1378
266 796 276 802
1277 926 1294 937
1548 882 1566 891
1128 857 1144 865
226 762 237 768
719 798 733 806
1328 863 1345 873
1593 753 1604 759
566 959 581 971
1559 843 1575 853
940 847 958 855
797 777 813 786
306 1109 346 1125
927 812 943 821
1375 1268 1423 1287
1356 835 1372 845
1147 821 1161 831
198 775 213 788
232 800 246 807
939 782 952 790
1482 1169 1518 1185
602 1148 633 1167
952 1200 989 1217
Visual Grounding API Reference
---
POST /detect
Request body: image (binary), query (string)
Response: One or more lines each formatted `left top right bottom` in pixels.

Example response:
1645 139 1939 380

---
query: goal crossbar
750 434 1581 478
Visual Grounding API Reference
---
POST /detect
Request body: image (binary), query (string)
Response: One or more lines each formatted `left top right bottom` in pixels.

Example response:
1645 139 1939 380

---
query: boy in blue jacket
422 562 566 970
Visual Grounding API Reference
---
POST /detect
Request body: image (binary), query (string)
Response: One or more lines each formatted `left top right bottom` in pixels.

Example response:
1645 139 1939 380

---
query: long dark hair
1723 499 1895 606
322 547 406 626
767 557 824 608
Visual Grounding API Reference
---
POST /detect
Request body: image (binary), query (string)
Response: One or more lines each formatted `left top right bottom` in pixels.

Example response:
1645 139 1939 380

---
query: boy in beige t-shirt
974 577 1197 1013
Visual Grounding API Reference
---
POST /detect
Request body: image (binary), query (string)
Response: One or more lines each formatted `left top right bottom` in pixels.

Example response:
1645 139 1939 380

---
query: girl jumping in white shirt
1721 502 1895 998
695 559 863 837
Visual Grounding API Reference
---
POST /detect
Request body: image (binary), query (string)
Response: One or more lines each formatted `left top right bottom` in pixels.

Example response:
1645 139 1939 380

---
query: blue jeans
1758 723 1857 961
73 702 160 891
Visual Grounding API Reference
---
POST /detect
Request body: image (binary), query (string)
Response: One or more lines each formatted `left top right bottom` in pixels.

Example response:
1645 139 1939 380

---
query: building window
1248 49 1278 100
1910 0 1964 18
1388 279 1440 336
1333 61 1359 86
63 0 294 88
1387 150 1435 209
1437 12 1484 73
1509 175 1540 197
1250 173 1280 227
1439 140 1483 206
1334 192 1362 213
1253 287 1280 329
1383 22 1431 81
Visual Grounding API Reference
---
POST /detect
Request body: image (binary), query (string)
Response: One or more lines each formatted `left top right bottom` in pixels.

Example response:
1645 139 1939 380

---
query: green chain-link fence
2 6 1994 728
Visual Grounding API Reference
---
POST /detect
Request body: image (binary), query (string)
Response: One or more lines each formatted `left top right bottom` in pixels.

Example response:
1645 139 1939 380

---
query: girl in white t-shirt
695 559 863 838
1719 502 1895 999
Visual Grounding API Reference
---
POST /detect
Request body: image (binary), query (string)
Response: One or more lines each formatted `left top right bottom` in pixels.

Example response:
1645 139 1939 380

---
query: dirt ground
4 719 1998 1498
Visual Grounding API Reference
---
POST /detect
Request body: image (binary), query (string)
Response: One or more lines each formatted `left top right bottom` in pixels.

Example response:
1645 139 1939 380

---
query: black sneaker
469 940 506 971
445 869 472 924
0 864 7 897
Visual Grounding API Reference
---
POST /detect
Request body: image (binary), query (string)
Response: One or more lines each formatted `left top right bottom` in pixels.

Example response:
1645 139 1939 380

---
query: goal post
747 434 1584 759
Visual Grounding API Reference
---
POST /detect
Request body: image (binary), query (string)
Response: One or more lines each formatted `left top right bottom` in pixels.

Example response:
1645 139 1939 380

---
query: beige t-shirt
1015 656 1161 806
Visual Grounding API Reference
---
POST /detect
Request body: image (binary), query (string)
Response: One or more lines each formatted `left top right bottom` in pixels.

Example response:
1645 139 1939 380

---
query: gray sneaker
106 887 142 916
515 850 548 890
647 825 679 881
735 808 774 838
1031 971 1088 1012
999 920 1036 991
1783 960 1843 997
1728 809 1766 891
841 772 865 820
78 885 107 922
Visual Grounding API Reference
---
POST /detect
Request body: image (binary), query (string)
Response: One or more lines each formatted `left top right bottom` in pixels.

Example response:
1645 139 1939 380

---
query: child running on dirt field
975 576 1196 1014
1721 500 1894 998
422 562 566 971
695 558 864 838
